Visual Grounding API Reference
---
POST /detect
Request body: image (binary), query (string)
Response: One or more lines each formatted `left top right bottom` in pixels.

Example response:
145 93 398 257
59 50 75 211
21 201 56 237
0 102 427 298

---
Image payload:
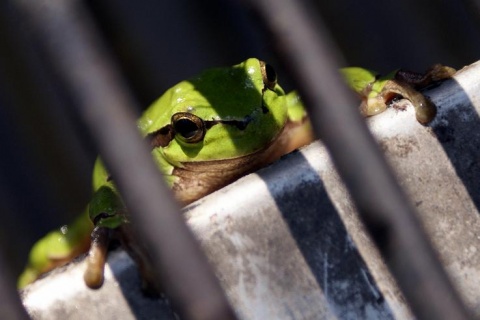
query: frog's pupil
265 64 277 83
175 118 199 139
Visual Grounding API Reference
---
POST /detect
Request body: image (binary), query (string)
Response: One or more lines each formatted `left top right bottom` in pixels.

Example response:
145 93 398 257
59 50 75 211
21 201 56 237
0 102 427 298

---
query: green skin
18 58 453 288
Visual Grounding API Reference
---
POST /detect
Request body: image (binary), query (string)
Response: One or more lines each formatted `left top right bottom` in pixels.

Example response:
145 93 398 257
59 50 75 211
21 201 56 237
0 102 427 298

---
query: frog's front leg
393 64 456 124
83 226 111 288
84 186 158 292
84 185 128 288
364 65 456 124
375 80 437 124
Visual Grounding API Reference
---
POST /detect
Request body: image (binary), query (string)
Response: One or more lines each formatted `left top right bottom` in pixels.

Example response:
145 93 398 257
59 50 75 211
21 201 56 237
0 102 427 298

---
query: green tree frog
18 58 454 289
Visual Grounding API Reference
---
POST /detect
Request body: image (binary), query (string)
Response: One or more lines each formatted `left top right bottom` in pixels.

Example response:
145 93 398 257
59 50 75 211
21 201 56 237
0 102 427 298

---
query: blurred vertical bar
0 0 95 271
12 0 236 319
243 0 472 319
0 251 29 320
458 0 480 32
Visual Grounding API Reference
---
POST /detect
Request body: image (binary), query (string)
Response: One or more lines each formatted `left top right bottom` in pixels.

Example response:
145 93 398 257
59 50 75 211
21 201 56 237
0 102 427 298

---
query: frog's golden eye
260 60 277 90
171 112 206 143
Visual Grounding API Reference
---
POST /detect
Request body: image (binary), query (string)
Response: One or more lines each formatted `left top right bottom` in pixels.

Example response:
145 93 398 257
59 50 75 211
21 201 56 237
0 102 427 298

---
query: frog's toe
415 100 437 125
362 98 387 116
428 64 456 81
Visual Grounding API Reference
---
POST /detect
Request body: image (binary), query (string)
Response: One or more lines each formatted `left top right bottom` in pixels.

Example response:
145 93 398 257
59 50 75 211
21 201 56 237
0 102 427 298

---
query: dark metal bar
0 0 95 254
0 253 30 320
0 251 30 320
243 0 472 319
14 0 236 319
458 0 480 34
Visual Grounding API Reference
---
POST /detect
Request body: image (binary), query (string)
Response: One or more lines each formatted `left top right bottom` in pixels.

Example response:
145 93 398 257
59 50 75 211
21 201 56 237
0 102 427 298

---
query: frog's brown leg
385 65 456 124
118 224 160 295
379 80 437 125
395 65 456 88
83 226 111 289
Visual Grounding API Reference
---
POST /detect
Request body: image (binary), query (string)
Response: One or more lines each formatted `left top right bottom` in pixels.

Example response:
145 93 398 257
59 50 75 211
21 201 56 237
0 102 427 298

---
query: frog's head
139 58 289 167
136 58 292 203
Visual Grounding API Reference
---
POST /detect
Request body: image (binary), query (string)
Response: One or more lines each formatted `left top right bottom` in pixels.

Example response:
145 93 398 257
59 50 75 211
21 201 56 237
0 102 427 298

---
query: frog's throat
170 122 290 205
170 114 312 205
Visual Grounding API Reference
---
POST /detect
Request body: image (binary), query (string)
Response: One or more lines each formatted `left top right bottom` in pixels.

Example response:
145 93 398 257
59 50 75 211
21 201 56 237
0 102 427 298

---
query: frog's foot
369 65 456 124
380 81 437 125
359 81 434 124
360 98 387 117
84 226 111 289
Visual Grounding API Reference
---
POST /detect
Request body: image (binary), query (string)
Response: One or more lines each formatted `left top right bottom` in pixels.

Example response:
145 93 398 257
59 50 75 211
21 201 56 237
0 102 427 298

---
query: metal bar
13 0 236 319
458 0 480 34
243 0 472 319
0 251 30 320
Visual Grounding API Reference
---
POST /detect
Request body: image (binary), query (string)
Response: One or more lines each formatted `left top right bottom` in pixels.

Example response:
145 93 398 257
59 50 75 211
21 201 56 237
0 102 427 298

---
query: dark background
0 0 479 277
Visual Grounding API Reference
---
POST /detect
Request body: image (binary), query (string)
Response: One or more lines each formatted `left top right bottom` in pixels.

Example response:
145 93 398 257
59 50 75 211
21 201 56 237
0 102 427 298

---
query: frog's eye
260 60 277 90
171 112 206 143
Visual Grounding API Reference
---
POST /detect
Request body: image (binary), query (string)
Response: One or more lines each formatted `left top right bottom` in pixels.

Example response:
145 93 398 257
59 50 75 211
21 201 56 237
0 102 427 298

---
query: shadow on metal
109 252 178 320
258 151 395 318
429 78 480 214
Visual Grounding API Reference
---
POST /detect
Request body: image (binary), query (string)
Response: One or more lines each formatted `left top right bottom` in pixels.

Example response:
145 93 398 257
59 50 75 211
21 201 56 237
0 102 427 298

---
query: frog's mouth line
146 104 270 149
